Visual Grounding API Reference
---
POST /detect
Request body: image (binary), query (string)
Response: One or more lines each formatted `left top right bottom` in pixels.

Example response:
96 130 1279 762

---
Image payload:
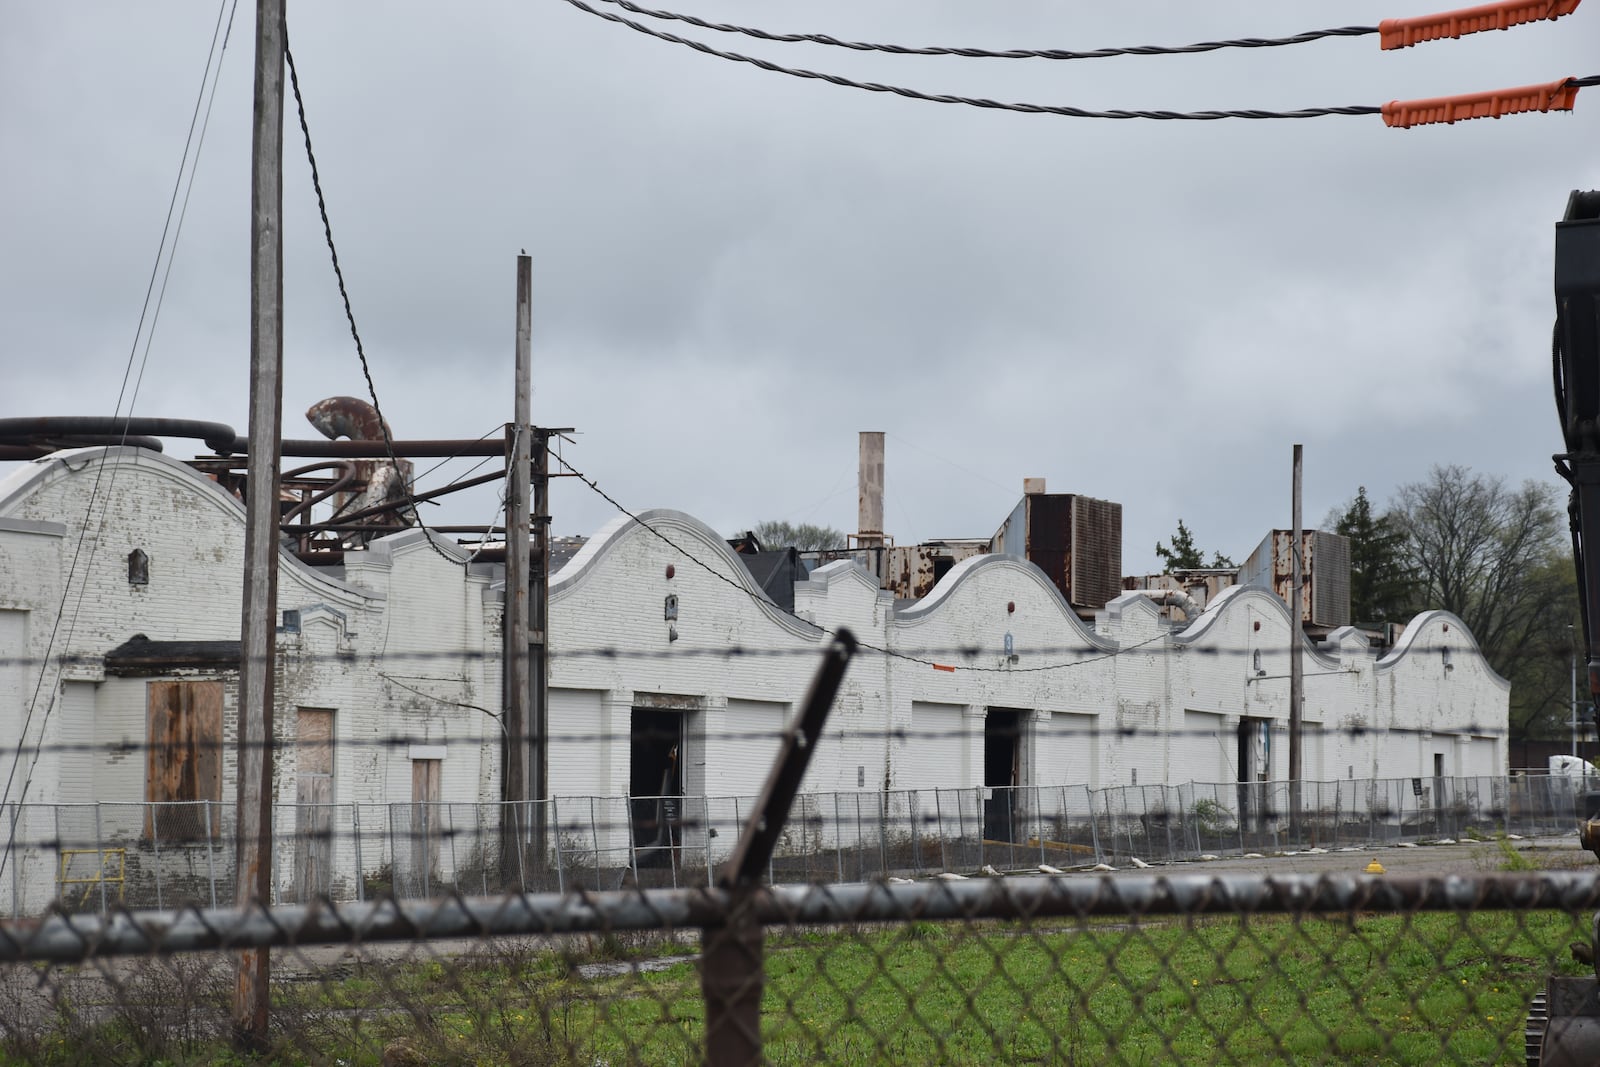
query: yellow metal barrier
57 848 126 909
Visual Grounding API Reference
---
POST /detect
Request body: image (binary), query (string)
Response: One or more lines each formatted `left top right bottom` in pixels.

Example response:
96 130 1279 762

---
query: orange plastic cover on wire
1382 77 1578 127
1380 0 1581 49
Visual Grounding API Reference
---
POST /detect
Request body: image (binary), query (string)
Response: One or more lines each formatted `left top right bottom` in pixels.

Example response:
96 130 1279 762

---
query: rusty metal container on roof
1239 530 1352 627
990 479 1123 612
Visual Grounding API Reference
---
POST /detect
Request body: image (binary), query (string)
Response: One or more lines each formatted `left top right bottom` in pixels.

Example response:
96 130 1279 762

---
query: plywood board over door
411 758 442 894
145 680 222 841
294 708 334 901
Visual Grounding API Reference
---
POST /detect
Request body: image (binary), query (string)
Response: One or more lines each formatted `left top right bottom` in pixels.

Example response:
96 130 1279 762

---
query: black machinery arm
1555 189 1600 708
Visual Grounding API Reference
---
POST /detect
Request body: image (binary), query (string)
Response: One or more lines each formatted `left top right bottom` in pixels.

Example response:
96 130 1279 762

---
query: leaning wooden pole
1289 443 1304 839
234 0 284 1050
503 255 532 885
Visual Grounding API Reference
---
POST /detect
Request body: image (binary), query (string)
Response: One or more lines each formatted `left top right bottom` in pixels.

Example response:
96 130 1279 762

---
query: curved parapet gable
1377 610 1511 691
0 445 381 608
550 507 821 643
1174 583 1343 671
894 552 1116 653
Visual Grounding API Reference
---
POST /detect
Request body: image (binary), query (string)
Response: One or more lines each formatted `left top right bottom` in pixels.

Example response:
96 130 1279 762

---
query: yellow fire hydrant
1364 858 1386 875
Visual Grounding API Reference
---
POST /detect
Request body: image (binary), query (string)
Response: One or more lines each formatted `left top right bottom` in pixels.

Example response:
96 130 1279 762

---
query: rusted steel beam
289 470 505 531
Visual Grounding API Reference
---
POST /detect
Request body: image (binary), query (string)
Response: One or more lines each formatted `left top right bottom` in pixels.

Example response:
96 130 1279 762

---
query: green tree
1330 486 1419 624
1389 464 1573 739
1155 519 1235 571
748 521 847 552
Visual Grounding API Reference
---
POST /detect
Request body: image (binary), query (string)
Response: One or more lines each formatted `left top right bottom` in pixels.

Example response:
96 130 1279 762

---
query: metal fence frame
3 771 1593 919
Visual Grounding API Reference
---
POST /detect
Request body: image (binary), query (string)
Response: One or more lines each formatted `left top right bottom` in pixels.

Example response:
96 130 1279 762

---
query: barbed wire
554 0 1383 120
0 719 1531 762
589 0 1379 62
0 636 1551 669
548 450 1440 676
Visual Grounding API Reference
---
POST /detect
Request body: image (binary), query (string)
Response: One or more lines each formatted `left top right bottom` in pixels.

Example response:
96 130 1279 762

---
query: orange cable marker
1380 0 1581 49
932 663 957 673
1382 77 1578 127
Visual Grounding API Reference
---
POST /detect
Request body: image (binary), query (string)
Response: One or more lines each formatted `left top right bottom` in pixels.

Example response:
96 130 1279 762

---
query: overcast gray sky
3 2 1598 573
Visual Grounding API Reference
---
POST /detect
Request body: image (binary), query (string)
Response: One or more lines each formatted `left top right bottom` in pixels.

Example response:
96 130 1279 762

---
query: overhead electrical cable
557 0 1594 125
0 0 241 877
592 0 1584 57
549 447 1175 674
283 19 475 568
589 0 1380 60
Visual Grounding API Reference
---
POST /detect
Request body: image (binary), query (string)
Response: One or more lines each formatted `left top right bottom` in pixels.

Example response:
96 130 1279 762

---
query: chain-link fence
4 772 1592 918
4 634 1596 1063
1 870 1598 1064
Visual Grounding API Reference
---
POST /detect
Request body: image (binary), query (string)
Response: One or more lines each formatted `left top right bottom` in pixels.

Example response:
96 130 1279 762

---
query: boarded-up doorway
294 708 334 901
984 710 1023 843
411 758 441 894
144 680 222 840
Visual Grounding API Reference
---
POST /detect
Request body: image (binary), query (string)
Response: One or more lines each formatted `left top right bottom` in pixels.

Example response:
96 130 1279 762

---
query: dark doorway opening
630 710 683 863
1433 752 1446 832
984 710 1022 843
1237 717 1269 832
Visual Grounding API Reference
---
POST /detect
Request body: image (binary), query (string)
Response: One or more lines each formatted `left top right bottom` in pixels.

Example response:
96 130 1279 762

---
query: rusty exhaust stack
858 432 885 549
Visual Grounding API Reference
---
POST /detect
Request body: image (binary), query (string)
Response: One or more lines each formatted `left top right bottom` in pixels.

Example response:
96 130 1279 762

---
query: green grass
0 911 1586 1065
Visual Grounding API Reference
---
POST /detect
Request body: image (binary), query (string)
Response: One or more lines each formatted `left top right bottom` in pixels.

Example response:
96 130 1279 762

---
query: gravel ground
1074 834 1593 880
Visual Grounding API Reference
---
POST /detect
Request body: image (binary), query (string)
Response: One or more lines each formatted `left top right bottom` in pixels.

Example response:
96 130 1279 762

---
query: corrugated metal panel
1068 496 1123 611
1239 530 1351 627
548 688 605 799
1311 531 1351 627
1025 495 1073 602
903 702 966 791
718 699 788 797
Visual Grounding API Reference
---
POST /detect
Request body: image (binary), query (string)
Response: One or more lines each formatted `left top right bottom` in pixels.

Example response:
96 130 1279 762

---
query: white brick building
0 446 1510 906
545 509 1509 860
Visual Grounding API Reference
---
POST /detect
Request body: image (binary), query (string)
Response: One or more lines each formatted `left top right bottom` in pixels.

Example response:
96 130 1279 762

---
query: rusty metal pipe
290 469 505 531
279 461 356 523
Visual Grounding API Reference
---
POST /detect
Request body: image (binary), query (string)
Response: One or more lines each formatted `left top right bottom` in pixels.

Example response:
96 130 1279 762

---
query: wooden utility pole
531 423 549 873
234 0 284 1050
503 255 532 884
1288 444 1304 838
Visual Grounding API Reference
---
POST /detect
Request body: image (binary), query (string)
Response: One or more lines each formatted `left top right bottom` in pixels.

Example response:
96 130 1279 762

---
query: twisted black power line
593 0 1378 62
283 22 474 568
556 0 1381 120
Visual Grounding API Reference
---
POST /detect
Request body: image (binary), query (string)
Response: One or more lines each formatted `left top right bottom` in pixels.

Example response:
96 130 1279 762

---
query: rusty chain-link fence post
700 629 855 1066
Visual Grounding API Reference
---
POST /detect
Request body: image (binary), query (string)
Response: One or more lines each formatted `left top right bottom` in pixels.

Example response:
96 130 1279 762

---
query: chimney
1023 477 1046 495
858 431 885 548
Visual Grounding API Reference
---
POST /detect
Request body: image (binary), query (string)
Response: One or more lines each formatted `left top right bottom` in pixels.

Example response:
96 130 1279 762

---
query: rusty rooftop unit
1238 529 1352 629
989 479 1123 614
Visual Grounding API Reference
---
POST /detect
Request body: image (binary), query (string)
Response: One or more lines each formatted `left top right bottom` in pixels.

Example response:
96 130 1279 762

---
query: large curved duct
1131 589 1204 622
0 417 237 453
305 396 393 443
304 396 414 544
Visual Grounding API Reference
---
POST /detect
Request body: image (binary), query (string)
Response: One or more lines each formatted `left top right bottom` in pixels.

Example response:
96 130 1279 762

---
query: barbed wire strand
591 0 1379 62
0 636 1554 668
0 718 1522 762
554 0 1382 120
548 447 1182 673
